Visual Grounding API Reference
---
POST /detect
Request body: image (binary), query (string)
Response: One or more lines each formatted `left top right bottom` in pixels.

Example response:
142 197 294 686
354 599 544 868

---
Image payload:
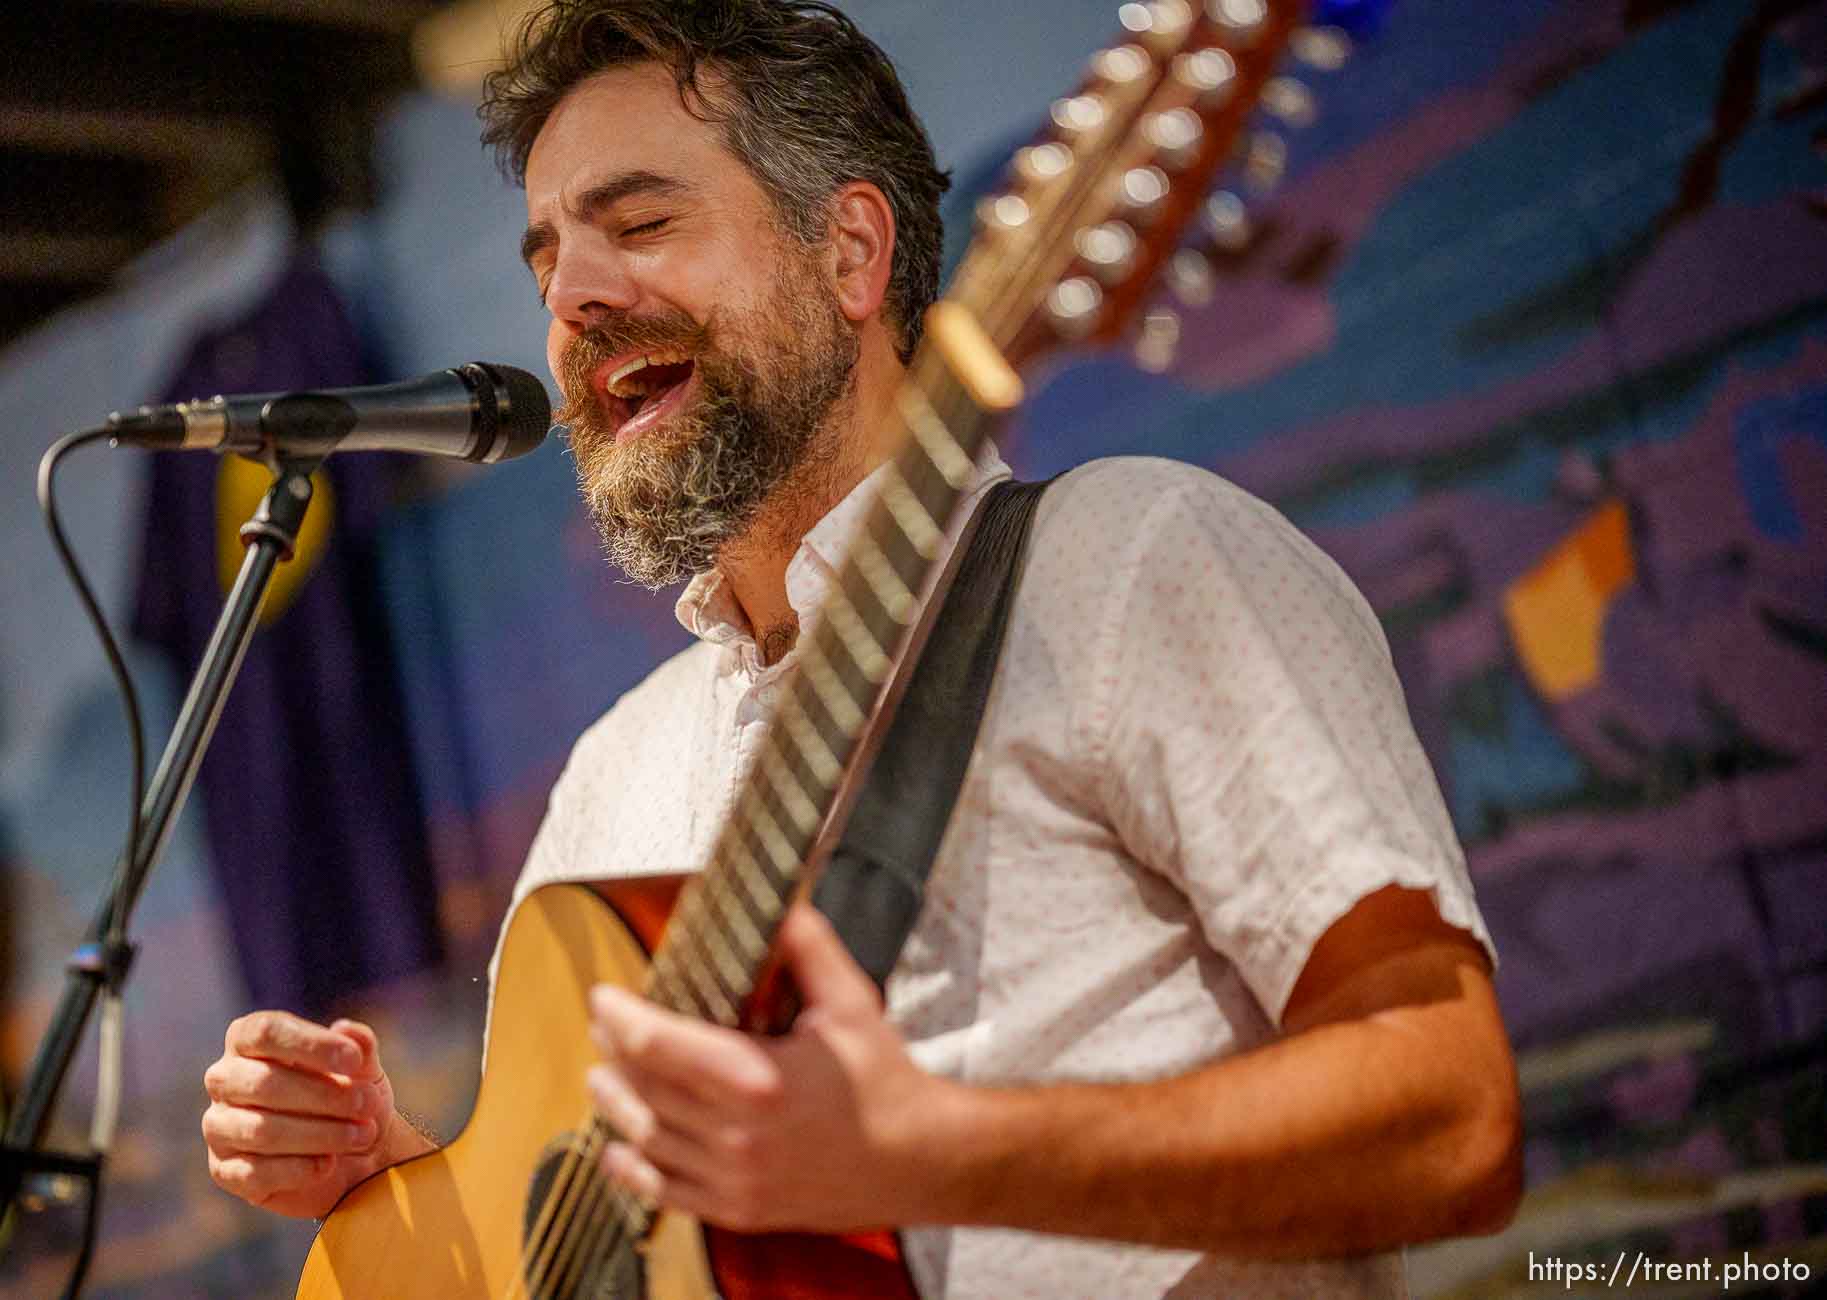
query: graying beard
582 381 760 588
562 241 858 591
577 330 853 590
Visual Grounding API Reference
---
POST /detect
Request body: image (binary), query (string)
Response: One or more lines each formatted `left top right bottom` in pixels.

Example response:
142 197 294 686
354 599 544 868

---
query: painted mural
999 0 1827 1291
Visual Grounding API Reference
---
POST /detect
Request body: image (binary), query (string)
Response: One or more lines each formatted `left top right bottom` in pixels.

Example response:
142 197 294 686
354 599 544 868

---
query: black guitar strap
811 477 1052 988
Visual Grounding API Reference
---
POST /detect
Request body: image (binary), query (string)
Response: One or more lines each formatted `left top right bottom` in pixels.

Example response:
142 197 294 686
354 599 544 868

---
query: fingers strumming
589 983 778 1098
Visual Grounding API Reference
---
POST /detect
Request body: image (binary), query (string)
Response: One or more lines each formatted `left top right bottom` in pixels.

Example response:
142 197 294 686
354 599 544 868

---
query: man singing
201 3 1522 1295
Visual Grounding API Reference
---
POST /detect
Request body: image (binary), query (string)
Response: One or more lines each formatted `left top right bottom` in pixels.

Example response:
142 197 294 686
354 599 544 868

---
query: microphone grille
464 362 552 462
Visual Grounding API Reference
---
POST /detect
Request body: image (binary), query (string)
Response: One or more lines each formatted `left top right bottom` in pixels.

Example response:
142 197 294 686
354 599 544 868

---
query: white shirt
507 448 1494 1299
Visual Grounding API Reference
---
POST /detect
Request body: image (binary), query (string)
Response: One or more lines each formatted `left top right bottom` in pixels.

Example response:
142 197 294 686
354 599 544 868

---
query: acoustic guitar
297 2 1326 1294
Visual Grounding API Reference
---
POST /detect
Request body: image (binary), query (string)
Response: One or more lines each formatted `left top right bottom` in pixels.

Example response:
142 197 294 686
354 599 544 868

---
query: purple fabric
131 252 442 1017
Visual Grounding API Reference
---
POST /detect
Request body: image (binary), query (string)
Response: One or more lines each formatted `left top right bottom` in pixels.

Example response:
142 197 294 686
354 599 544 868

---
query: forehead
524 62 751 215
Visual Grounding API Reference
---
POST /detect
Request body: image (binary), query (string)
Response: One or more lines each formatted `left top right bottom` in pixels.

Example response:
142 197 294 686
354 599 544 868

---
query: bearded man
201 3 1523 1296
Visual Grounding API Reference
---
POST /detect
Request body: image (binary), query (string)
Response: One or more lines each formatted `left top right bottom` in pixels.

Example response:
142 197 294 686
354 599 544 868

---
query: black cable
36 429 145 945
59 1170 102 1300
35 428 147 1298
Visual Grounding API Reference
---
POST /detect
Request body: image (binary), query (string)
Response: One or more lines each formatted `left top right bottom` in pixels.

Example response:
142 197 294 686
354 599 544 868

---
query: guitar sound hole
521 1134 647 1299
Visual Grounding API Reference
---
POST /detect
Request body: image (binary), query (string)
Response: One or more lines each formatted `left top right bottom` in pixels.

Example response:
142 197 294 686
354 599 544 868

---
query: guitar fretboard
644 360 996 1026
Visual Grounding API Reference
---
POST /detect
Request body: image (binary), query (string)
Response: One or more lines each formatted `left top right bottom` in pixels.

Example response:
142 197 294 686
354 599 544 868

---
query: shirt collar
675 440 1013 675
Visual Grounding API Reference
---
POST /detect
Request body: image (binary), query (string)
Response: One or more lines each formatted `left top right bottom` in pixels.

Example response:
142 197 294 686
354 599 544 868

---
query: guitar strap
810 477 1052 989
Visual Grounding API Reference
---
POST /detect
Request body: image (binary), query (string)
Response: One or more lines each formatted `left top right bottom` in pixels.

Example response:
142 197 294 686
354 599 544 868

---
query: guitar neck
644 351 998 1025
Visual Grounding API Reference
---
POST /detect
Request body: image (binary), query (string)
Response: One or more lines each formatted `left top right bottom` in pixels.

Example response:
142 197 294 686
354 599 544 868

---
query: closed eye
623 217 670 238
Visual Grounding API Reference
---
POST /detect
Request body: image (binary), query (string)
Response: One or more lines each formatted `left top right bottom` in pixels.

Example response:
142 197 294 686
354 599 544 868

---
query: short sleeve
1072 459 1495 1024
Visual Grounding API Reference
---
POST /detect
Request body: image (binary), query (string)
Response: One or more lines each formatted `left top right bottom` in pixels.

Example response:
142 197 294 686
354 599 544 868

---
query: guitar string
507 891 733 1299
559 1153 638 1297
509 920 727 1300
541 844 762 1287
509 1125 603 1300
539 1131 608 1299
546 1128 624 1299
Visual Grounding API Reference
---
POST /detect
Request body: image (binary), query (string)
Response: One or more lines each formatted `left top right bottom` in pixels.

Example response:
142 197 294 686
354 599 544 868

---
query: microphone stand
1 454 323 1294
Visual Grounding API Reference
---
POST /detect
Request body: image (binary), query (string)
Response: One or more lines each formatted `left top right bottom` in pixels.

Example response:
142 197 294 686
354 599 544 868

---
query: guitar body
296 881 917 1299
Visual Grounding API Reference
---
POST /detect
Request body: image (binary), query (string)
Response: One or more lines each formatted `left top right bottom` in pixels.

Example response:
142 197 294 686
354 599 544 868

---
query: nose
544 231 640 332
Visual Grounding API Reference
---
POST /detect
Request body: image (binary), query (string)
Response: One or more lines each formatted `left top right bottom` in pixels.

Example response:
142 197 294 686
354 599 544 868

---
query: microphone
105 362 552 465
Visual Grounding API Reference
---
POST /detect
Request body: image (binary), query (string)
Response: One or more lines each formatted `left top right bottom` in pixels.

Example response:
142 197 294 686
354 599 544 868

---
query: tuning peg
1143 107 1205 170
1242 131 1287 191
1208 0 1268 39
1134 308 1182 373
1016 142 1075 181
975 194 1032 231
1051 94 1109 139
1090 43 1152 85
1076 221 1139 284
1119 0 1194 49
1172 48 1236 106
1291 25 1353 71
1262 76 1317 127
1166 249 1216 306
1202 190 1251 251
1118 165 1171 221
1047 276 1104 337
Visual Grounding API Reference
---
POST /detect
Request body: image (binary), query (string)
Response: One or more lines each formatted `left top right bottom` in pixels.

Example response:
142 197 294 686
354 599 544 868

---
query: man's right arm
201 1011 435 1219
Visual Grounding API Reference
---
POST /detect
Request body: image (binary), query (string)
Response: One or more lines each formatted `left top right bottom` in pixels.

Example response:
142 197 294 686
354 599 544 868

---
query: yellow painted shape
1503 499 1636 700
215 456 335 624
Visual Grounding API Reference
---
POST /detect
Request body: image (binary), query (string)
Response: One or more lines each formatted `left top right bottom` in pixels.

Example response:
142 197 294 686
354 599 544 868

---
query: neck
721 327 907 665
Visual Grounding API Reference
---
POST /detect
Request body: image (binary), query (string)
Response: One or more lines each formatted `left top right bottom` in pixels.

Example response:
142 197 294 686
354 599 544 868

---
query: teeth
606 349 692 397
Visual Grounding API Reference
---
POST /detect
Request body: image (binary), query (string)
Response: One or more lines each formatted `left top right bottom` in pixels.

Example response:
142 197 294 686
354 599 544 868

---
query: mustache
557 309 711 423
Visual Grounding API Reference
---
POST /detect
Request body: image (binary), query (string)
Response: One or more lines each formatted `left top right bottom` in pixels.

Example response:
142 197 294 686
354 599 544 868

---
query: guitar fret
800 635 867 735
673 927 739 1023
743 788 803 878
880 461 945 559
706 874 769 963
651 947 713 1020
777 687 843 787
853 530 918 625
728 834 785 917
898 386 975 489
686 874 752 975
697 903 753 993
761 743 822 836
822 583 892 684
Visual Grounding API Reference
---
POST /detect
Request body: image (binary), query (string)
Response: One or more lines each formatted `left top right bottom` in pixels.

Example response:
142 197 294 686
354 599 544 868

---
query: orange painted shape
1502 500 1636 701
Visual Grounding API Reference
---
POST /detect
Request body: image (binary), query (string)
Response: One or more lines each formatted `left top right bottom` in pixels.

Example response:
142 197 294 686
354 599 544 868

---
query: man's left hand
586 902 951 1233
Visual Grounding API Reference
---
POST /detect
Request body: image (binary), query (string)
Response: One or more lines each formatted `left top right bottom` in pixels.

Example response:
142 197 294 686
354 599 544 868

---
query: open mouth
602 350 698 441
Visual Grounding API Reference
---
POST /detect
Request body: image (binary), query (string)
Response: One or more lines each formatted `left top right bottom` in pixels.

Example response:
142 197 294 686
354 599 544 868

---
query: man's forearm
899 950 1521 1256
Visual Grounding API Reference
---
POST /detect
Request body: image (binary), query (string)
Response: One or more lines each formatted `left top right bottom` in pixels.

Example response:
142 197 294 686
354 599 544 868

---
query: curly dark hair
479 0 951 360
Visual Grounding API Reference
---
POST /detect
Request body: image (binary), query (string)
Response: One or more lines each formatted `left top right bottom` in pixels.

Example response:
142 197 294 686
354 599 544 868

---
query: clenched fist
202 1011 435 1219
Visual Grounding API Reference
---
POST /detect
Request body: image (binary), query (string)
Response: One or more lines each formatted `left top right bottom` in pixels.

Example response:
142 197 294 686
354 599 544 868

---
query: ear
824 181 896 326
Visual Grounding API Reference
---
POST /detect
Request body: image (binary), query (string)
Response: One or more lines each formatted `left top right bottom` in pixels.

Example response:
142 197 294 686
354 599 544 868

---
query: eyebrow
519 169 698 269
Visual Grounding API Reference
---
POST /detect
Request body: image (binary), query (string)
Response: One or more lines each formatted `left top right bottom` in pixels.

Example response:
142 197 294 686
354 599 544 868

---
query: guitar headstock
945 0 1349 377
